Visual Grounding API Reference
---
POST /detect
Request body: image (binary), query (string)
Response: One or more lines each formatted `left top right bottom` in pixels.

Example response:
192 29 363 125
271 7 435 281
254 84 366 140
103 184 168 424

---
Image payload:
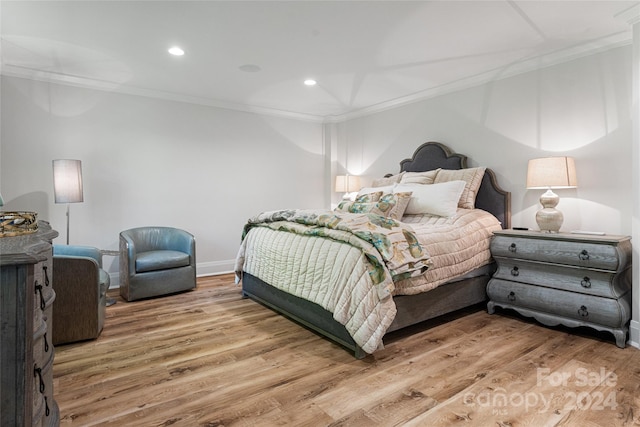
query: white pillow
434 167 486 209
394 181 466 217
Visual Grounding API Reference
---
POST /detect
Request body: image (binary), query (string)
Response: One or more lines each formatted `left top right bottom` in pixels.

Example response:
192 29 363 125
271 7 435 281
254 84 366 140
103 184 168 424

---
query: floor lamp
53 159 83 245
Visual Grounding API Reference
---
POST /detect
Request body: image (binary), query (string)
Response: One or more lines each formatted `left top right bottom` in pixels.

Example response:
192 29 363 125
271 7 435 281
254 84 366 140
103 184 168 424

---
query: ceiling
1 1 637 121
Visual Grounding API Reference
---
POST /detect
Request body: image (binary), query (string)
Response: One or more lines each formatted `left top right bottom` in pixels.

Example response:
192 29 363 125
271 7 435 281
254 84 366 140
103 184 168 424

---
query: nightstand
487 229 632 348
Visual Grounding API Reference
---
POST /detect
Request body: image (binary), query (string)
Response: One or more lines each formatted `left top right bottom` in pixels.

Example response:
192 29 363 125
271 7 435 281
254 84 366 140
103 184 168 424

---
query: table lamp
335 175 361 200
526 156 577 233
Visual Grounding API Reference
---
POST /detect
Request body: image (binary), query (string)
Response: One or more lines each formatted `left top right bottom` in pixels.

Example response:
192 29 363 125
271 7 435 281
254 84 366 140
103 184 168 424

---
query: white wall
334 45 633 236
1 76 325 277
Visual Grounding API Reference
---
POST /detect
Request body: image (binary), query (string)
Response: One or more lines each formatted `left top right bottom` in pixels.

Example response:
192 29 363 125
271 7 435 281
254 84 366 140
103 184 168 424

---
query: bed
236 142 511 358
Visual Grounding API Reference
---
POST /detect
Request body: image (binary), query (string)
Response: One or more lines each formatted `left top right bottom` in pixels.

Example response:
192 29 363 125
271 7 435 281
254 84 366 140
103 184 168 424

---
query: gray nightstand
487 229 632 348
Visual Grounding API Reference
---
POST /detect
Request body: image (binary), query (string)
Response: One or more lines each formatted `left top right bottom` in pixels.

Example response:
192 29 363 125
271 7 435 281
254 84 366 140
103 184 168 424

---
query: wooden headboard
396 142 511 229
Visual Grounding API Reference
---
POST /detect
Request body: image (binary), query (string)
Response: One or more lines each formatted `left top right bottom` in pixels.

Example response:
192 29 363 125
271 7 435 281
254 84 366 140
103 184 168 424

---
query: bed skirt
241 267 493 358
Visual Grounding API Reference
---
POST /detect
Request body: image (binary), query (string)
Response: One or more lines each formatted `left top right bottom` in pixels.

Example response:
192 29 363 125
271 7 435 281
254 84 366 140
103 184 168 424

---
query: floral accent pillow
336 192 412 220
354 190 384 202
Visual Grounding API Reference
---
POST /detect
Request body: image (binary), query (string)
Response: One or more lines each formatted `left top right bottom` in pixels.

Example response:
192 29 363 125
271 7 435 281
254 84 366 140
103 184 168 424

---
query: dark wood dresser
1 221 60 426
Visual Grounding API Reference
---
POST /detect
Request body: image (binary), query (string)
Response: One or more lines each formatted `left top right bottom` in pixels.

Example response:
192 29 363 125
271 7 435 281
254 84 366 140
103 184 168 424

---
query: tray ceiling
1 1 636 121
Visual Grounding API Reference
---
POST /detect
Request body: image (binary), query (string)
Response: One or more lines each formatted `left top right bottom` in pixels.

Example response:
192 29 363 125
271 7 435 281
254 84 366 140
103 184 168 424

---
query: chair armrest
119 232 137 277
168 229 196 257
54 245 103 267
53 256 101 303
52 256 106 345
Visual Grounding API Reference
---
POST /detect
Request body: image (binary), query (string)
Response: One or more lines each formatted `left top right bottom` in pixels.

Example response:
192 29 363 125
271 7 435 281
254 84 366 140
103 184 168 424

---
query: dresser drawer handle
579 250 590 261
35 282 45 311
510 266 519 277
508 243 517 252
43 265 50 287
578 305 589 318
580 277 591 288
33 365 45 393
508 291 516 302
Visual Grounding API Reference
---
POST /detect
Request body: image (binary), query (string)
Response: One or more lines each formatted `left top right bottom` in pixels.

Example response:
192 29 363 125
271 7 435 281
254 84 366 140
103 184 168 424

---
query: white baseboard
629 320 640 349
196 260 235 277
107 259 235 289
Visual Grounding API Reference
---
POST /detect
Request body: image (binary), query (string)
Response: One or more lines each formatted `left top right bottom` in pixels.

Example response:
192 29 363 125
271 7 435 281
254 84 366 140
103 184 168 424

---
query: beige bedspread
396 208 502 294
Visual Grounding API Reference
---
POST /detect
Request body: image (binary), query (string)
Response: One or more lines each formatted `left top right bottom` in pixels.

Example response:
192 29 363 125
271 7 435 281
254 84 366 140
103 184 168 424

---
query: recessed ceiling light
239 64 262 73
304 79 317 86
168 46 185 56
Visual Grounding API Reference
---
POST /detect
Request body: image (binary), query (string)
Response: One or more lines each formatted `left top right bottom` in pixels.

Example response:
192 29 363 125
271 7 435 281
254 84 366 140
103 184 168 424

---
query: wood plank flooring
54 274 640 426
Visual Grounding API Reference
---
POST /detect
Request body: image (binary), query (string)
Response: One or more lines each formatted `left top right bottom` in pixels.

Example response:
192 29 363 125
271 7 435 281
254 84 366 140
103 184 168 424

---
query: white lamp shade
526 157 577 189
335 175 361 193
53 159 84 203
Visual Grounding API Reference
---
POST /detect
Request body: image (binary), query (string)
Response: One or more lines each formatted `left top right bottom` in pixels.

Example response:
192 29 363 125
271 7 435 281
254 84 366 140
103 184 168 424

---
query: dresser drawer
487 279 629 328
491 235 624 271
492 257 630 298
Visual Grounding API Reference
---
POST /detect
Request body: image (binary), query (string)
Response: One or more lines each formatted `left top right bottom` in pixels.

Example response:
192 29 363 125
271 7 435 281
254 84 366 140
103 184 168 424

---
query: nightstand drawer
487 279 629 328
492 258 630 298
491 235 623 271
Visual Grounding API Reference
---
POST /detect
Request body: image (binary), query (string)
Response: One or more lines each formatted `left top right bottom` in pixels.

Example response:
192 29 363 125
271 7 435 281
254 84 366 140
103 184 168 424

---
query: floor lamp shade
53 159 83 244
53 159 84 203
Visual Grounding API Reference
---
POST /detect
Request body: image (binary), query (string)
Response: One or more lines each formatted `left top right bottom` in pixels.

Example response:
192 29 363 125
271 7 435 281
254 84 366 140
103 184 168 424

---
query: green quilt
242 209 433 299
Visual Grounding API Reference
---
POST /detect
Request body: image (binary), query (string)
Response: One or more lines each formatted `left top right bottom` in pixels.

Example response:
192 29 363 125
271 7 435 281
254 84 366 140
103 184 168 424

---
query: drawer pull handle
44 332 49 353
510 266 519 277
508 243 517 252
578 305 589 318
43 265 50 287
35 282 45 311
34 365 45 393
508 291 516 302
579 250 590 261
45 396 50 417
581 277 591 288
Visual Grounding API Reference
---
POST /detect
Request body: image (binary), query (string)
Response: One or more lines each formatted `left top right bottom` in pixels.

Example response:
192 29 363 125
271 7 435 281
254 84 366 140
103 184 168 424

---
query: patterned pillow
336 192 412 220
355 187 384 203
434 167 486 209
354 191 383 203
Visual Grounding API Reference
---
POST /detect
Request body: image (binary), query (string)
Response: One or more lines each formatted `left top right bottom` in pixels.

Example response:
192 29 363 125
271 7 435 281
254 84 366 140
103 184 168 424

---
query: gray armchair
52 245 109 345
119 226 196 302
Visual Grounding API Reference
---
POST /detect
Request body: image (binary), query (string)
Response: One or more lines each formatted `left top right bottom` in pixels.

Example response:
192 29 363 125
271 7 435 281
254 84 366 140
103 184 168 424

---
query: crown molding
616 3 640 25
325 32 632 123
2 30 632 126
0 65 326 123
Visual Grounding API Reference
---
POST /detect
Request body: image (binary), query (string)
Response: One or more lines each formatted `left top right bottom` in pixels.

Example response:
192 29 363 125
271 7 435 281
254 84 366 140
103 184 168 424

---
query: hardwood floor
54 274 640 426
